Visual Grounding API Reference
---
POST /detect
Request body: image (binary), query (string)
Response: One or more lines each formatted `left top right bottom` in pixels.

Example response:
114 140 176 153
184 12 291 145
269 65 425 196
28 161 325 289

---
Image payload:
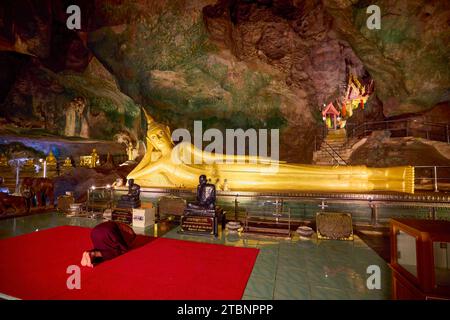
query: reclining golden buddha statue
127 111 414 194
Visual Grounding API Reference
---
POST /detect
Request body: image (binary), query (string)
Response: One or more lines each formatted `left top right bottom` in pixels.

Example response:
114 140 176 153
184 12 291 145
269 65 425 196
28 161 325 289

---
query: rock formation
0 0 448 163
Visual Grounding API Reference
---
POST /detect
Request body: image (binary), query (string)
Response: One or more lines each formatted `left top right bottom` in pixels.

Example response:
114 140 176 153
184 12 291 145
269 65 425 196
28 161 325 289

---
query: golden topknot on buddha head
143 109 173 156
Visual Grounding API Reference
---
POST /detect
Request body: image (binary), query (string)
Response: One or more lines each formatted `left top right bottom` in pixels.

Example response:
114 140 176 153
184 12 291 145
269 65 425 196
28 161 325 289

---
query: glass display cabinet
86 187 114 217
390 218 450 300
243 200 291 238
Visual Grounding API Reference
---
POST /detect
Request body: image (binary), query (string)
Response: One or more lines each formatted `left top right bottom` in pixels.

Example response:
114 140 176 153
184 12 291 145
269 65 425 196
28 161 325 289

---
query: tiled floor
0 213 392 300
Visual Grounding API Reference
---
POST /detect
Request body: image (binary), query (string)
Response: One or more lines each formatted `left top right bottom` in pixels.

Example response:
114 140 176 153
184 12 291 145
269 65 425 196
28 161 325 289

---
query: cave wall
0 55 141 142
85 0 374 162
0 0 449 163
0 0 141 144
324 0 450 117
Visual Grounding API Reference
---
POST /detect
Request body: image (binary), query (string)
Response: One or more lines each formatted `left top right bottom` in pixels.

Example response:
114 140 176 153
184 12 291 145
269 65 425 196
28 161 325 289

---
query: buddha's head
144 109 173 155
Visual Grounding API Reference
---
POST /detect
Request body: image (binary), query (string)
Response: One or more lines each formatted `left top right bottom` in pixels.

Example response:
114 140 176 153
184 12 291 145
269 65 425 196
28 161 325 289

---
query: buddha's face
148 125 173 154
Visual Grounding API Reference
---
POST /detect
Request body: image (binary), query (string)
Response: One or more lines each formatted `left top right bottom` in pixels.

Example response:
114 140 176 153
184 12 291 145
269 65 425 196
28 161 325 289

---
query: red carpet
0 226 258 300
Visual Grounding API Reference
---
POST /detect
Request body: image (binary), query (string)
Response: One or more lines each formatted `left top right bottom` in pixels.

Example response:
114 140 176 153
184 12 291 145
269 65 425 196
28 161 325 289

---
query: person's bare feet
81 251 98 268
81 251 89 267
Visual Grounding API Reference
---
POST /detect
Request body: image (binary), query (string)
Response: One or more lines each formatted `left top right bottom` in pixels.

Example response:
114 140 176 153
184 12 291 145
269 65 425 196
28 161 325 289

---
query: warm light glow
106 184 111 188
128 110 415 193
91 185 96 190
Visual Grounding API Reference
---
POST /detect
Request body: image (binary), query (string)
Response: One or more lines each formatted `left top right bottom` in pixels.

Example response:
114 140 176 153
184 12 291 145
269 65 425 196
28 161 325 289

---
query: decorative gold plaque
316 212 354 241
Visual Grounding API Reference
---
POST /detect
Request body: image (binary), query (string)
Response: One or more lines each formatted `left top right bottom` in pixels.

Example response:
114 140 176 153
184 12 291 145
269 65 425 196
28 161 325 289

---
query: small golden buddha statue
63 157 73 167
127 144 135 161
46 151 57 167
90 149 99 168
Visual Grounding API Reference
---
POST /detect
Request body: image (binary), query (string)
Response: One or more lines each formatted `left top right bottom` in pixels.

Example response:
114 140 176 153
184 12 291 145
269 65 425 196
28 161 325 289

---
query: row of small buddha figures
0 149 100 169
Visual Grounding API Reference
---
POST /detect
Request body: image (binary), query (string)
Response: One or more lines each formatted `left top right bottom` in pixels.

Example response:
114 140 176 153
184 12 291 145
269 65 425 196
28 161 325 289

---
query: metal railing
314 125 332 152
80 187 450 227
346 118 450 144
314 118 449 165
313 126 348 165
414 166 450 193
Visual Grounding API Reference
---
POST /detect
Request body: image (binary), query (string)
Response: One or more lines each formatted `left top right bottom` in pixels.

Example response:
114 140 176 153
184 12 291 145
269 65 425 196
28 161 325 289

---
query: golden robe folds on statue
128 111 414 194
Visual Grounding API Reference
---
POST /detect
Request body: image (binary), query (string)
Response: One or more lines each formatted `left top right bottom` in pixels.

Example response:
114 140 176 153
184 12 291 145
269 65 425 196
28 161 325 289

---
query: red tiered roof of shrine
321 102 340 117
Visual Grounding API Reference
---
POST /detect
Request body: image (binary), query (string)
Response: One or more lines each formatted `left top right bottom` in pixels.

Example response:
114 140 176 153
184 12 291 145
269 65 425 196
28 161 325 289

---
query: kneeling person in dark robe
81 221 136 267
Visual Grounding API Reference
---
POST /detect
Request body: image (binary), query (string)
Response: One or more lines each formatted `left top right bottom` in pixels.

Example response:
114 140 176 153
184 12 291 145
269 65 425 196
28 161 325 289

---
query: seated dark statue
185 175 216 215
117 179 141 208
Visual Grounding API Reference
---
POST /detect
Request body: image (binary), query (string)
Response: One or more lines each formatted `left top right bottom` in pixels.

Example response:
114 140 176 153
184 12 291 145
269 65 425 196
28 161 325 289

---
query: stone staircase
313 129 354 166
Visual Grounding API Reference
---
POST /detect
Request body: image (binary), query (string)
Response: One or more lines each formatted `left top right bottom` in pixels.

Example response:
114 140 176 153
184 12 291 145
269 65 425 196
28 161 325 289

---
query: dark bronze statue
181 175 223 236
186 175 216 212
117 179 141 208
121 179 141 201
